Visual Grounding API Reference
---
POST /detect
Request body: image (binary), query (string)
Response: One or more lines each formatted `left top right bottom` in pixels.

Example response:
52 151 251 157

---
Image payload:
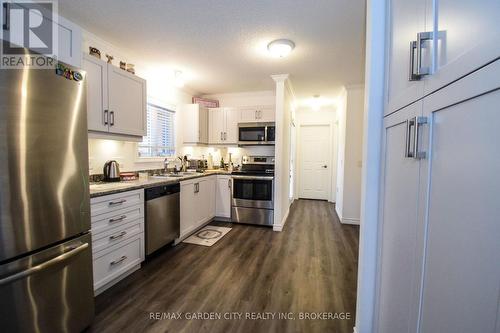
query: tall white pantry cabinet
376 1 500 333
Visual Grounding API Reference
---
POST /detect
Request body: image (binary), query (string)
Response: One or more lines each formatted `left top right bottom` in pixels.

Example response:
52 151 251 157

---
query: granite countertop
89 170 231 198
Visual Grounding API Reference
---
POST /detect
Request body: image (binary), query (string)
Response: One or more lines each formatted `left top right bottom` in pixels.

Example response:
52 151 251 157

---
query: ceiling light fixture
267 39 295 58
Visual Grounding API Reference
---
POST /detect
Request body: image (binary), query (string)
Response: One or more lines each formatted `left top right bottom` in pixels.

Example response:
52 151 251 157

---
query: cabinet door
193 179 207 227
258 106 275 122
239 107 259 122
216 176 231 218
182 104 199 144
180 181 196 237
386 0 427 114
209 108 224 144
224 108 239 144
82 55 109 132
419 70 500 333
56 16 82 68
107 65 146 137
206 176 216 219
424 0 500 95
199 106 209 144
376 102 426 333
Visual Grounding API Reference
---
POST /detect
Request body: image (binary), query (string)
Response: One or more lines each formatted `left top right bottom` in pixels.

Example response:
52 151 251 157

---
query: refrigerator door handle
0 242 89 286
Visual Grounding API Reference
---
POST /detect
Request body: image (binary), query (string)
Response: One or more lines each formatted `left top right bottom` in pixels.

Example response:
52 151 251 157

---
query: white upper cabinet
239 105 275 123
224 108 239 143
2 7 82 67
208 107 238 145
56 16 82 68
386 0 500 114
182 104 208 144
424 0 500 95
83 54 147 138
83 55 108 132
208 108 225 144
385 0 428 114
107 65 147 137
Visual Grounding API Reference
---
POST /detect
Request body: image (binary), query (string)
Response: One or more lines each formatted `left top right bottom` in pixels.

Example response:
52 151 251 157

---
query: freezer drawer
0 233 94 333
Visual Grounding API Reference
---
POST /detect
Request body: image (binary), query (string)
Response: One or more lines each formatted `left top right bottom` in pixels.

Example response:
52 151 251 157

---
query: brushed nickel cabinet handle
3 3 10 31
110 255 127 266
109 215 127 223
416 31 432 76
109 231 127 240
413 116 428 159
108 199 126 206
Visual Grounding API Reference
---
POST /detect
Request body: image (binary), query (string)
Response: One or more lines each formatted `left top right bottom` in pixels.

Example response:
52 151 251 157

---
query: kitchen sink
152 172 200 178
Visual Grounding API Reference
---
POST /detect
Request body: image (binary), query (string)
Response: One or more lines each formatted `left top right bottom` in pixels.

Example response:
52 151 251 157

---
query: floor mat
182 226 232 247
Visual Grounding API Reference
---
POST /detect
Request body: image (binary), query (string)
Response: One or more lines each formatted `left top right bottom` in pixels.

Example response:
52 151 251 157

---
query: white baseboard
273 205 291 232
341 217 360 225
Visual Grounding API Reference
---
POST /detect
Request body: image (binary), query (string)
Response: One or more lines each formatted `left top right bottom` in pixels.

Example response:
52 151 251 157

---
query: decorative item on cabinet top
193 97 219 108
105 54 114 64
89 46 101 59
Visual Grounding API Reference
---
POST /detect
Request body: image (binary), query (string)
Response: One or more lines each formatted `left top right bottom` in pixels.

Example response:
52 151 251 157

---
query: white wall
294 106 338 202
272 75 295 231
336 85 365 225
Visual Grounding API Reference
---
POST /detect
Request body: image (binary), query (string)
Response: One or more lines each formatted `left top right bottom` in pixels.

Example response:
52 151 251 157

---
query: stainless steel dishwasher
145 183 180 255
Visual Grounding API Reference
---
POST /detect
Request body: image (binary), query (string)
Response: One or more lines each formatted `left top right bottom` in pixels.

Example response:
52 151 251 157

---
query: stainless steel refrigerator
0 60 94 332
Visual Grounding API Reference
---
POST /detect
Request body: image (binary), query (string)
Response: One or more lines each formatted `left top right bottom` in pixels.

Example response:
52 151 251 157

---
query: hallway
89 200 359 333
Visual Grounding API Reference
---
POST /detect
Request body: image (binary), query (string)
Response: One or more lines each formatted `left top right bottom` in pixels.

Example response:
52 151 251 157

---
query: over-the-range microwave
238 122 275 146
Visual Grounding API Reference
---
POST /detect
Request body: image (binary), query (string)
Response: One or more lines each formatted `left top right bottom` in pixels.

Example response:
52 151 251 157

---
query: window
138 103 175 158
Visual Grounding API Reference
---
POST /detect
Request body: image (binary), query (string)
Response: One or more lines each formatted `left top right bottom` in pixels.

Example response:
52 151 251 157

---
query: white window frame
136 99 176 162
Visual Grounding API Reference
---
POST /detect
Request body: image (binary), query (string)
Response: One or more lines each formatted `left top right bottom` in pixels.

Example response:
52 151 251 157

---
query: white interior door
298 125 331 200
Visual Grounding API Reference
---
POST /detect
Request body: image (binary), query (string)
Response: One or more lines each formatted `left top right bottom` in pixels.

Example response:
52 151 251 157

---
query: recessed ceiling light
267 39 295 58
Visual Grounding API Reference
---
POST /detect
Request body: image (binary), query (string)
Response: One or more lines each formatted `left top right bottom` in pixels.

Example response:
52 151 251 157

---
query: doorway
298 124 334 200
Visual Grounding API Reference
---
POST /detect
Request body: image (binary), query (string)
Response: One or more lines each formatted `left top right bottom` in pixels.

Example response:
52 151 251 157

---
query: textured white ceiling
59 0 366 101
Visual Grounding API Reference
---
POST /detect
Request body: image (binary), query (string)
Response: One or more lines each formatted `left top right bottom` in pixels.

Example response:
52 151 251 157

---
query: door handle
220 132 223 141
0 242 89 285
322 165 328 168
416 32 432 76
3 3 10 31
413 116 428 159
104 110 109 125
224 132 227 141
228 179 231 188
405 118 416 158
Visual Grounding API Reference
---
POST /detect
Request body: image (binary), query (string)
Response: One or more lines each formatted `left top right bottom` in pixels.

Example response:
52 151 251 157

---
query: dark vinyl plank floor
87 199 359 333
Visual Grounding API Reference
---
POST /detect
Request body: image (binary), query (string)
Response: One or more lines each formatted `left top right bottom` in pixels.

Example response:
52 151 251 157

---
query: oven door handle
231 175 274 181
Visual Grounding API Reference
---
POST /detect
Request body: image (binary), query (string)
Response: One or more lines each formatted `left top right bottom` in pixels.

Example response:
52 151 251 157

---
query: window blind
138 103 175 157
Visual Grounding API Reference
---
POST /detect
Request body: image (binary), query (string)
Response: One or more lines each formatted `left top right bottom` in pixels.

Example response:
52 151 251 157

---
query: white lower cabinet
376 59 500 333
179 176 216 240
215 175 231 218
90 189 145 295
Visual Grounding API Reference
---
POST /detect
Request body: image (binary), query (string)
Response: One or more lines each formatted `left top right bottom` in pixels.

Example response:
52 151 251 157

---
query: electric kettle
103 160 121 182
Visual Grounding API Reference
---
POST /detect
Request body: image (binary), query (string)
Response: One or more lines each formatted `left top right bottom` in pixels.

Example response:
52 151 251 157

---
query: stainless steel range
231 156 275 226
